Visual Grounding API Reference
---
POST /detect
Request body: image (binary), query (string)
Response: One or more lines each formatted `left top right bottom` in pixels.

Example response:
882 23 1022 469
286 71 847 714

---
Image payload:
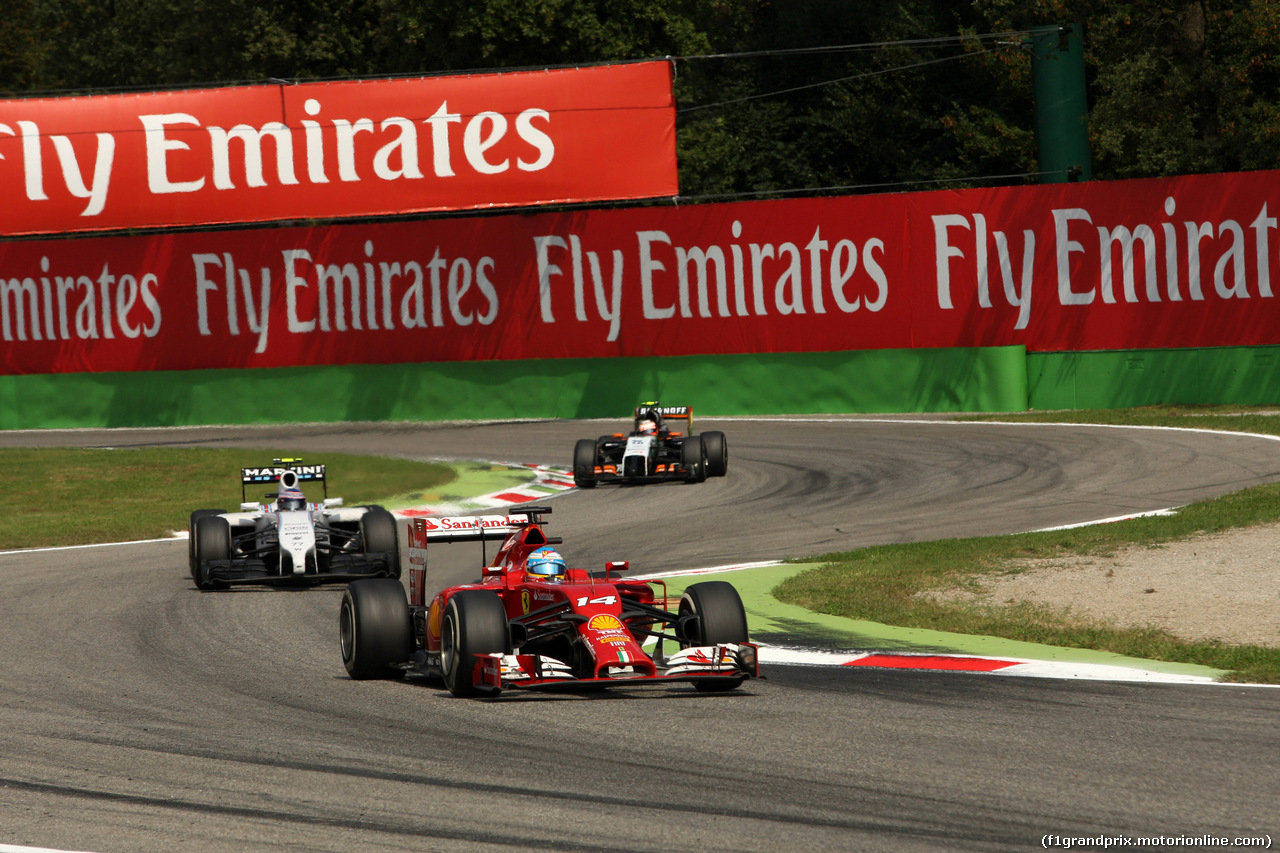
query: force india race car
187 459 400 590
339 506 759 697
573 404 728 488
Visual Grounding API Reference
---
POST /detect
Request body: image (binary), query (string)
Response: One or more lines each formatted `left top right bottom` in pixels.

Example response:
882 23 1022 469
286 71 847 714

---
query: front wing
198 552 395 586
474 643 759 693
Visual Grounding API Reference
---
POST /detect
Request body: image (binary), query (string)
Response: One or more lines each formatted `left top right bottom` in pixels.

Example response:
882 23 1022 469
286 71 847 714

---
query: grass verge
0 447 455 550
775 406 1280 684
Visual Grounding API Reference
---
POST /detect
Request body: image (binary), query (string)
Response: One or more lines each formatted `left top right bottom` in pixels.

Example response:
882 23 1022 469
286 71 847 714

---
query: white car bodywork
189 462 399 589
218 497 362 576
622 435 656 476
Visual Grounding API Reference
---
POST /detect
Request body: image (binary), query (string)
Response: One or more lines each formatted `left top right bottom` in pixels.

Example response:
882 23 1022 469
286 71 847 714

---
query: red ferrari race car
338 506 759 697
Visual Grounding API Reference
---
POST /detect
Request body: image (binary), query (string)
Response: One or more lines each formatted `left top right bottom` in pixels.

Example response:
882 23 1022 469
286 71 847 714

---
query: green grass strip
0 447 456 549
962 403 1280 436
774 445 1280 683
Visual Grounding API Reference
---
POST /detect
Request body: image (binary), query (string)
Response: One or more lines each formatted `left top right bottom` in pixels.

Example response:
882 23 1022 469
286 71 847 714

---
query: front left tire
681 435 707 483
679 581 750 693
360 508 401 578
701 431 728 477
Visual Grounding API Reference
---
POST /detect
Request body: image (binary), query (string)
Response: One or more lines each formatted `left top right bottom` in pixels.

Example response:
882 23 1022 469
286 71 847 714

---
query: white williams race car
187 458 400 590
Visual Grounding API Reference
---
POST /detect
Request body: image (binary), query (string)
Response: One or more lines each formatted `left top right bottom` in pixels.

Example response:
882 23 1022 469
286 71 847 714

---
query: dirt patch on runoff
928 524 1280 648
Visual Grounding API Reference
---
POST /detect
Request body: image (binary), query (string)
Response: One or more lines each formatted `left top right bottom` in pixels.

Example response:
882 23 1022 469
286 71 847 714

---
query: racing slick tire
701 431 728 478
193 515 232 591
679 581 749 692
441 590 510 698
679 581 749 645
573 438 599 489
360 508 401 578
340 578 411 680
681 435 708 483
187 509 224 578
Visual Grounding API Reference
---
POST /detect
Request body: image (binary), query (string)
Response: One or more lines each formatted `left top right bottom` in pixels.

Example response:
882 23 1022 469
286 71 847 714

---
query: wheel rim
340 600 355 664
441 611 457 680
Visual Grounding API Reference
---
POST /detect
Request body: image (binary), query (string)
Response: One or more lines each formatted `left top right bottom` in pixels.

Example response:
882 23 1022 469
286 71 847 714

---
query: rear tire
441 591 509 697
681 435 707 483
573 438 598 489
193 515 231 590
340 578 411 680
679 580 750 692
187 509 224 578
701 431 728 477
360 508 401 578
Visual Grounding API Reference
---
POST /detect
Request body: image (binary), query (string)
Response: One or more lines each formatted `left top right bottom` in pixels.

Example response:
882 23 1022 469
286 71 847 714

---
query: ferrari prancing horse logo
521 589 531 614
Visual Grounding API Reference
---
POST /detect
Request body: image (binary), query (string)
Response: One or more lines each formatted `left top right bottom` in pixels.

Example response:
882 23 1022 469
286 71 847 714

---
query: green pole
1030 24 1091 183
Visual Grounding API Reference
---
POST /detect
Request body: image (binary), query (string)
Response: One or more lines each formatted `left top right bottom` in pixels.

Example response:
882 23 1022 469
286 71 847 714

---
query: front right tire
441 591 509 697
573 438 598 488
193 515 231 591
187 509 224 578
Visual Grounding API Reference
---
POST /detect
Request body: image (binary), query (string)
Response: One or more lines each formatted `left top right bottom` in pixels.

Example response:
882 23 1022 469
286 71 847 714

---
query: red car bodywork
341 506 758 697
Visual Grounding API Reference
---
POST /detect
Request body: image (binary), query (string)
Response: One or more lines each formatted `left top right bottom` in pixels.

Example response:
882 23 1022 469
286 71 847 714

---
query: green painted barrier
0 346 1028 429
1027 345 1280 410
8 342 1280 430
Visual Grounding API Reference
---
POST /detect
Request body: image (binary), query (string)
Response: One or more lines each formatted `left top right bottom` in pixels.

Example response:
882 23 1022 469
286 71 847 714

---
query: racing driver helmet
277 486 307 511
637 418 658 435
526 547 566 580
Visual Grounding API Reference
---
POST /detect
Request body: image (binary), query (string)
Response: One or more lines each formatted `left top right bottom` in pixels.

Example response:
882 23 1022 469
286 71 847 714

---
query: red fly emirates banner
0 61 676 235
3 169 1280 375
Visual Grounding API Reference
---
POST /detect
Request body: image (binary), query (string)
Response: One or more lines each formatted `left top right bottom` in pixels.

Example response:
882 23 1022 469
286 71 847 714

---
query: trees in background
2 0 1276 198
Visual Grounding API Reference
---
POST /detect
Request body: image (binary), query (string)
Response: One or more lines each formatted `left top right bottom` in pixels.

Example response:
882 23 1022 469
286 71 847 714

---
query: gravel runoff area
936 523 1280 648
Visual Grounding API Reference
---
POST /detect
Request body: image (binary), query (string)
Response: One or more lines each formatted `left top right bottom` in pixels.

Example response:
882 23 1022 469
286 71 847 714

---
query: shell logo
588 613 624 632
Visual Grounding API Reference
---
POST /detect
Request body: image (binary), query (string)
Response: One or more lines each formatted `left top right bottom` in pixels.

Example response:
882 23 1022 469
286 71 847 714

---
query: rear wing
240 458 327 502
406 506 554 606
633 404 692 436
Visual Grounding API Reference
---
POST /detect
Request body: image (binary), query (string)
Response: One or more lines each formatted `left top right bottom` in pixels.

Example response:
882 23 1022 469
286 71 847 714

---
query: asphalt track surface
2 418 1279 852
